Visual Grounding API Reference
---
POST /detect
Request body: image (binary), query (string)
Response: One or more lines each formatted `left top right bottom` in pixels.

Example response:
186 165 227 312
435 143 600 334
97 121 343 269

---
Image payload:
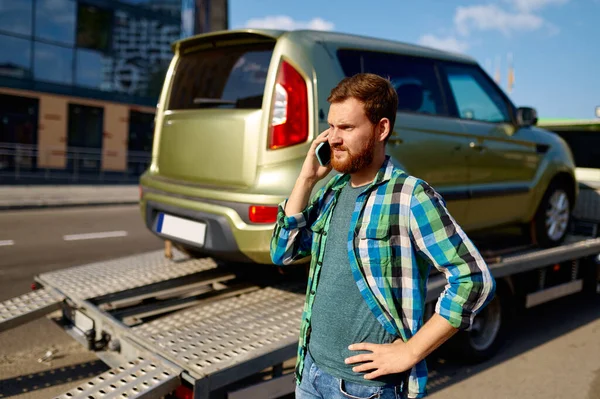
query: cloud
244 15 335 31
505 0 570 12
455 4 544 36
418 34 470 53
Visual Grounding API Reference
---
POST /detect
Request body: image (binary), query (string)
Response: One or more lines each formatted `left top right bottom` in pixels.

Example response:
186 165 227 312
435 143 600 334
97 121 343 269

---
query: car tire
532 181 573 248
446 282 514 363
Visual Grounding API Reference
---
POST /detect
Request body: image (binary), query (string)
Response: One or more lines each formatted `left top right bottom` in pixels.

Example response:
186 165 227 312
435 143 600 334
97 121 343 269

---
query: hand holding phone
315 141 331 166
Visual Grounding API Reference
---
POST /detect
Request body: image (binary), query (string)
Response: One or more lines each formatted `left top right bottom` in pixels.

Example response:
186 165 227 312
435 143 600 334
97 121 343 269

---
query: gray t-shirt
308 182 400 387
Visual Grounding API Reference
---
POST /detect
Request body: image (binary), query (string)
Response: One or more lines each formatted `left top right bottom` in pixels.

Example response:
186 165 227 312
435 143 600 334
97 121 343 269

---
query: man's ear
378 118 391 142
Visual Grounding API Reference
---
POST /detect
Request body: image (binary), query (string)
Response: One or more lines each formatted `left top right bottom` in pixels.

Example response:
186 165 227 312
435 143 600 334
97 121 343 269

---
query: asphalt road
0 205 164 302
0 205 164 399
0 206 599 398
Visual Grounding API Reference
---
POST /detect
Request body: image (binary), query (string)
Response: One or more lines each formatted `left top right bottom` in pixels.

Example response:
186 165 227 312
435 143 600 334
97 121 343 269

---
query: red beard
330 132 377 174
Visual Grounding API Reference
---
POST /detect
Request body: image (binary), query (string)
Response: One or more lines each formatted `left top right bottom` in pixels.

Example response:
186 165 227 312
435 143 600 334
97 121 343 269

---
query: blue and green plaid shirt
270 156 496 398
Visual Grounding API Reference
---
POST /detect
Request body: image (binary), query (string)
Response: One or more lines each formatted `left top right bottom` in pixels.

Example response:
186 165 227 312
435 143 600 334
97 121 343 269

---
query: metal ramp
37 250 218 301
132 284 305 392
54 352 182 399
0 250 218 334
0 287 65 333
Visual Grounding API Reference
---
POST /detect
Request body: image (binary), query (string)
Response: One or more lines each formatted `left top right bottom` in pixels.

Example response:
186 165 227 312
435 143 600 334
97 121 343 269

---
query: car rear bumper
141 190 277 264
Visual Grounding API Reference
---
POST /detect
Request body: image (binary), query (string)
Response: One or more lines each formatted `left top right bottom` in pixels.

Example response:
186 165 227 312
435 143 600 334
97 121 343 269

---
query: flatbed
1 188 599 399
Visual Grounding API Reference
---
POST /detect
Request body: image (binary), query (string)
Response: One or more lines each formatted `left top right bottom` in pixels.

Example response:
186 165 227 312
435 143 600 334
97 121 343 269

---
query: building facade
0 0 227 182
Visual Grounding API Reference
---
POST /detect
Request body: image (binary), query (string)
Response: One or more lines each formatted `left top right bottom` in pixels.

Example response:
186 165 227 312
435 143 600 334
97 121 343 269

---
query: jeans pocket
339 379 381 399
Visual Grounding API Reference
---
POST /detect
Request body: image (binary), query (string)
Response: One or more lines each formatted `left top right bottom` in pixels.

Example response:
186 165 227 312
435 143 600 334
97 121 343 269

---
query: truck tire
448 282 514 363
532 181 572 248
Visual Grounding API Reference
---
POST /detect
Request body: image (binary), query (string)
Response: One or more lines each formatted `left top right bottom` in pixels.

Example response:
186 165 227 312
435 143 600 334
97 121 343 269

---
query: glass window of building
76 3 113 52
76 48 113 90
109 10 149 95
0 93 39 172
128 111 154 152
0 35 32 79
67 104 103 171
34 42 73 84
0 0 33 36
119 0 181 18
35 0 76 45
107 9 178 98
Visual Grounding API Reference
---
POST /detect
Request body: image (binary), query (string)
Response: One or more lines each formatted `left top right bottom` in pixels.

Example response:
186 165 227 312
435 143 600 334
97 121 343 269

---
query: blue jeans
295 351 407 399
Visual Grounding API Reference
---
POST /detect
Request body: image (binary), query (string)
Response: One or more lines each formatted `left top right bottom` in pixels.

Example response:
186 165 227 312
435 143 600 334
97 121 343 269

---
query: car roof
175 28 478 65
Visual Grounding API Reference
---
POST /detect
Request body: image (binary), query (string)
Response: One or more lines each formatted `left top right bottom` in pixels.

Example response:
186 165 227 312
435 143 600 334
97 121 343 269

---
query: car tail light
173 385 193 399
249 205 278 224
268 60 308 150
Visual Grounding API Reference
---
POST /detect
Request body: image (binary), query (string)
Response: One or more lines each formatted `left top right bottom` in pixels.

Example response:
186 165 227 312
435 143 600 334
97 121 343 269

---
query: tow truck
1 185 599 399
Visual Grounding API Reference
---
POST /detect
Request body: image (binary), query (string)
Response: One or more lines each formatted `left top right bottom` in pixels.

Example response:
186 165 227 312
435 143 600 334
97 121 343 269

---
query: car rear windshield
168 43 275 110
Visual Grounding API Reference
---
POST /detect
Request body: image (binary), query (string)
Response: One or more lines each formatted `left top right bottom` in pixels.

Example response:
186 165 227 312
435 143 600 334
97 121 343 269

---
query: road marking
63 231 128 241
0 240 14 246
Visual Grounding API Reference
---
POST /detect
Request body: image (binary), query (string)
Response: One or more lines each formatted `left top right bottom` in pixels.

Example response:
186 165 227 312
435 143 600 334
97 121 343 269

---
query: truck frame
1 186 599 399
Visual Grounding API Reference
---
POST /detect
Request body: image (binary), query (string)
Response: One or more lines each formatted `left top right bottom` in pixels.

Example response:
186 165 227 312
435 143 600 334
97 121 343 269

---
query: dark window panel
35 0 76 45
0 34 32 79
33 42 73 84
0 0 33 36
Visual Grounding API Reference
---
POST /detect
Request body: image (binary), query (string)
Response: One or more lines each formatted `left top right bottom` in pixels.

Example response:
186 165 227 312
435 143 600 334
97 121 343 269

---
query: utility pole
507 52 514 94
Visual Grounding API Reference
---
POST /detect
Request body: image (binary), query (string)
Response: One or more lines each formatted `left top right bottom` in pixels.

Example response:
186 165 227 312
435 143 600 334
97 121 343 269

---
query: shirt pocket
356 222 392 267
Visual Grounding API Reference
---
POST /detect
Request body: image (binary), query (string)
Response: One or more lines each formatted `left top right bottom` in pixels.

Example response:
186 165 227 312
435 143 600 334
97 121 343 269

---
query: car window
337 49 447 116
168 44 274 110
443 64 511 123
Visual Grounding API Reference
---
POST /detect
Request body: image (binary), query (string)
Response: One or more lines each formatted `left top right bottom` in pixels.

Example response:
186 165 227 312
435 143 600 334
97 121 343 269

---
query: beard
330 131 377 174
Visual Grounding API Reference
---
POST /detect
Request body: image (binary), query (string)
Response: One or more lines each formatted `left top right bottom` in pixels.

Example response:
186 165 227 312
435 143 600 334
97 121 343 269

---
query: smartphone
315 141 331 166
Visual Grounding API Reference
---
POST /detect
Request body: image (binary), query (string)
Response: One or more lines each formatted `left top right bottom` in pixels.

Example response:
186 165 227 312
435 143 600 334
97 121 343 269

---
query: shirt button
310 290 315 295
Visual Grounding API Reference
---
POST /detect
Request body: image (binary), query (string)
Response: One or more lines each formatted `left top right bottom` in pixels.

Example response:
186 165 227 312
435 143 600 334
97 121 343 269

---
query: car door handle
469 142 486 151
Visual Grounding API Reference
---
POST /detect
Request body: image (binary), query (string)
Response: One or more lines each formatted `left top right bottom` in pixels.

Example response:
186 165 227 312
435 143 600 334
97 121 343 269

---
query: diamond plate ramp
54 354 181 399
0 288 65 333
38 250 217 301
132 285 305 382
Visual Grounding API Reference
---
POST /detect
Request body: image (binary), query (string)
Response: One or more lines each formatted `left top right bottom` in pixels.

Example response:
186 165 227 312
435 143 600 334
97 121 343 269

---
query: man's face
327 97 378 174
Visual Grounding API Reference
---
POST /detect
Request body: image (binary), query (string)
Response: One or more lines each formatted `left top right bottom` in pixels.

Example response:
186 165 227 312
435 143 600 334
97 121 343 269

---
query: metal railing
0 143 151 184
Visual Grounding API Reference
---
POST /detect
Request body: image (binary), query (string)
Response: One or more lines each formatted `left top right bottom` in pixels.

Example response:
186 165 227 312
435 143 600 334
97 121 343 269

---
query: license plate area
156 213 207 246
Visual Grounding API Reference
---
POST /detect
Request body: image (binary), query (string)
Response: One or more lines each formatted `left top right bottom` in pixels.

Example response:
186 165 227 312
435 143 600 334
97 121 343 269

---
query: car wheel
533 181 572 248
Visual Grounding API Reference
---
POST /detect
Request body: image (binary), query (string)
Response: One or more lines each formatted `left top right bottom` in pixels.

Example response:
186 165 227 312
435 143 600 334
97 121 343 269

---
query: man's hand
299 129 333 183
345 314 459 380
284 129 333 216
344 340 418 380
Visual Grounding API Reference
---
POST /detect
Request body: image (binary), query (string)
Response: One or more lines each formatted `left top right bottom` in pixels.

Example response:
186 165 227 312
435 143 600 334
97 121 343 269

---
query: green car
139 28 578 264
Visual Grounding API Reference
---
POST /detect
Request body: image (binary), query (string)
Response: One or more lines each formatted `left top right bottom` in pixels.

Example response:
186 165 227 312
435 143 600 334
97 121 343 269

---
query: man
270 73 496 398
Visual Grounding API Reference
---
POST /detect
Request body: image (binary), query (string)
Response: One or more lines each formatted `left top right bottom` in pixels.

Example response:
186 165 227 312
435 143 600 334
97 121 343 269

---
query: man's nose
329 128 342 144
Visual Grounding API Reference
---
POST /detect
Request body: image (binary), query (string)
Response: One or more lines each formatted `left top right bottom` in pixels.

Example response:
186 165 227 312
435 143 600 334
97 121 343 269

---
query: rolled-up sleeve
408 180 496 330
270 189 323 266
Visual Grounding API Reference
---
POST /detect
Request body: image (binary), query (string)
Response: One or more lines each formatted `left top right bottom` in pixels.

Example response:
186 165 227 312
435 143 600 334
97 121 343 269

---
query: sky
229 0 599 120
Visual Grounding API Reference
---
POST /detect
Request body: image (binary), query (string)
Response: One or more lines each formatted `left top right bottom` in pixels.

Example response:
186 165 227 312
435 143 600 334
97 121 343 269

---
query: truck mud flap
0 287 65 333
54 355 182 399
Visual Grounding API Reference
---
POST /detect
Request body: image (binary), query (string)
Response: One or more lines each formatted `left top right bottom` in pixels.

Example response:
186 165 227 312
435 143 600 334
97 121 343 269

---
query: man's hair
327 73 398 139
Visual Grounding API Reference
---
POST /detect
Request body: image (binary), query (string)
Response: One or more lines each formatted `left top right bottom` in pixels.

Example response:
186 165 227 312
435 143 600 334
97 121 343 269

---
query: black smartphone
315 141 331 166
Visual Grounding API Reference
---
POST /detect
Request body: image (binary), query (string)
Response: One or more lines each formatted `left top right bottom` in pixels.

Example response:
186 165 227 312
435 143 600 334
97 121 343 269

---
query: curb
0 200 140 211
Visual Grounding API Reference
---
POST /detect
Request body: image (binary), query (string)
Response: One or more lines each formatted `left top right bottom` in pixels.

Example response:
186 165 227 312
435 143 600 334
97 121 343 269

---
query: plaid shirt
270 156 496 398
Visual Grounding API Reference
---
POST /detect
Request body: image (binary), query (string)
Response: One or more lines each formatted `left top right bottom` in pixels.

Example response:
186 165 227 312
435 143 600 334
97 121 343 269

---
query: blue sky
229 0 599 120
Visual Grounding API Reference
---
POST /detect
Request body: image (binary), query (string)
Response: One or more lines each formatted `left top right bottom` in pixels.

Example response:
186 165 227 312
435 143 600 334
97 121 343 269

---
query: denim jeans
295 351 407 399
